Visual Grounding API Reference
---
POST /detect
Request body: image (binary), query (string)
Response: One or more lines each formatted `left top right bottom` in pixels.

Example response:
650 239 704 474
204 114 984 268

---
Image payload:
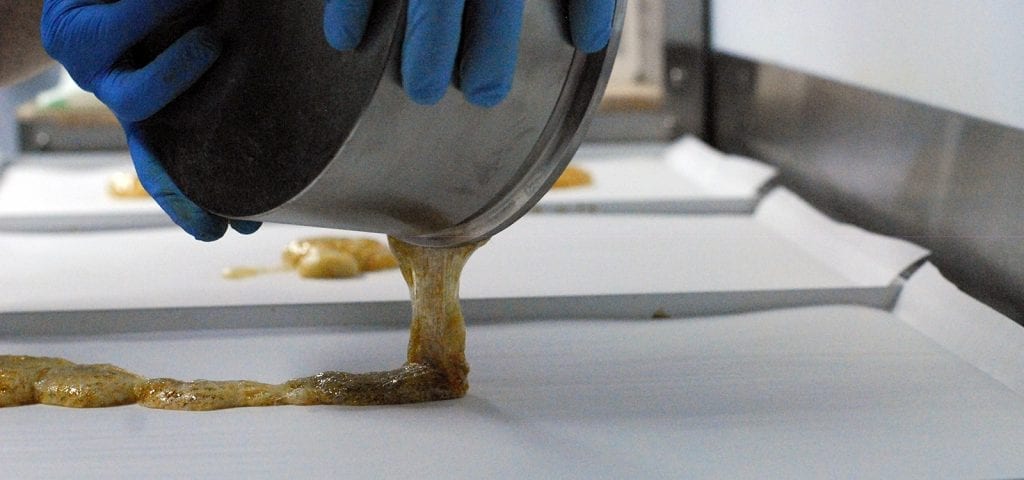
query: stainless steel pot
136 1 625 246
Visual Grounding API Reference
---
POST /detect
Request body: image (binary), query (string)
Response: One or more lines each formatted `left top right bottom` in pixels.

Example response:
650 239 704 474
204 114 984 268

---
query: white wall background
712 0 1024 130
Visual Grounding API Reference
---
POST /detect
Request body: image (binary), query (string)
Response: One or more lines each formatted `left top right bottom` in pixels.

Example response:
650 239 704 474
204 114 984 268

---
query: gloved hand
324 0 616 107
40 0 260 241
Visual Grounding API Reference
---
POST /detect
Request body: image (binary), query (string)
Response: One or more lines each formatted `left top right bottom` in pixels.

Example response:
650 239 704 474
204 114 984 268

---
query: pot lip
393 1 629 248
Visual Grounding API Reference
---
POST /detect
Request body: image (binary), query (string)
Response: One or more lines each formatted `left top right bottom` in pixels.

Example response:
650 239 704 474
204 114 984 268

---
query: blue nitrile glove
40 0 260 241
323 0 616 107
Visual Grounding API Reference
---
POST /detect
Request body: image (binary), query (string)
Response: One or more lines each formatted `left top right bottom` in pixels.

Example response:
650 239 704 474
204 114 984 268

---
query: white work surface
536 137 777 214
0 152 168 231
2 143 1021 478
2 295 1023 478
0 137 775 232
0 188 927 333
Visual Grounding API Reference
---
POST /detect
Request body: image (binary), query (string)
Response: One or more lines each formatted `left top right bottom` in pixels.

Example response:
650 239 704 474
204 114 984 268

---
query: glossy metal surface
140 1 625 247
712 54 1024 322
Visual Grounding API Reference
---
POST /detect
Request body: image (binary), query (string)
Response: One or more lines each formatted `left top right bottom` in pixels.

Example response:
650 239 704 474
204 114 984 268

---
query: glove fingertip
182 26 223 69
126 127 229 242
465 84 511 108
168 199 228 242
324 17 362 51
573 26 612 54
323 0 373 51
181 212 229 242
193 26 222 54
192 227 228 242
406 84 448 105
325 29 362 51
230 220 262 235
569 0 615 54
